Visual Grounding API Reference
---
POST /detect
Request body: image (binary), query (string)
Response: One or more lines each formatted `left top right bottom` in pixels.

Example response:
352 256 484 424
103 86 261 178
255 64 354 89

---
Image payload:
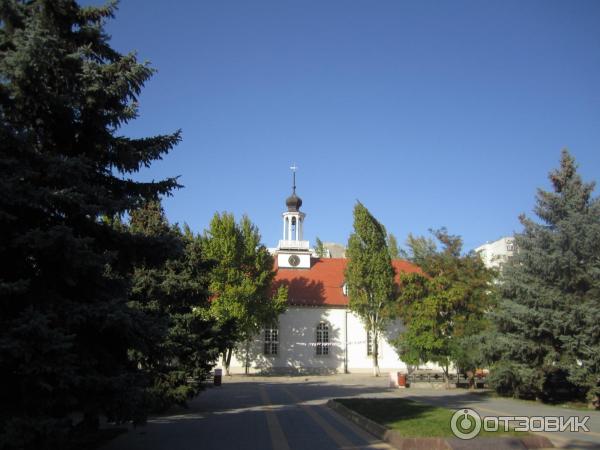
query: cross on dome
286 163 302 211
290 163 298 193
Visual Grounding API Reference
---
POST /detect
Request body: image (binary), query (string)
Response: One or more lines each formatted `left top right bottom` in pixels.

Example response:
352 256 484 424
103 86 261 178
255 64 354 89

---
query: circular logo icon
450 408 482 440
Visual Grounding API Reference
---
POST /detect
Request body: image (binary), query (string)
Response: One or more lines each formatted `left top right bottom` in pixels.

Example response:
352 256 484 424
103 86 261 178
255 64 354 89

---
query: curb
326 399 555 450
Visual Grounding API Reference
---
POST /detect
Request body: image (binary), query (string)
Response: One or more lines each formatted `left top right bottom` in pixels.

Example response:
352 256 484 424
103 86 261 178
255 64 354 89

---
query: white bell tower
277 165 311 269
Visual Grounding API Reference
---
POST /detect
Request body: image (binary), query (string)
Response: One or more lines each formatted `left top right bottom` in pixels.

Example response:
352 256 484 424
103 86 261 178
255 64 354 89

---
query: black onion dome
286 192 302 211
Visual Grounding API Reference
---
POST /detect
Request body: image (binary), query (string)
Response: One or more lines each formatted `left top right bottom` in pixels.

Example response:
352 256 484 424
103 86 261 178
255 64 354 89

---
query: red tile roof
273 258 423 307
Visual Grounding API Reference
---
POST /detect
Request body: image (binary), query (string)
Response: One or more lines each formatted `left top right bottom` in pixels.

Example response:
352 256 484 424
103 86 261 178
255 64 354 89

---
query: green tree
314 237 327 257
127 202 233 411
405 233 439 267
387 233 400 259
486 151 600 407
345 202 397 376
396 229 495 385
203 213 287 374
0 1 180 447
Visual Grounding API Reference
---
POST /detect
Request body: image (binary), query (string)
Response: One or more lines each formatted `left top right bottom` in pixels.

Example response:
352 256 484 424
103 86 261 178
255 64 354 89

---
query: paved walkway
100 374 600 450
101 375 394 450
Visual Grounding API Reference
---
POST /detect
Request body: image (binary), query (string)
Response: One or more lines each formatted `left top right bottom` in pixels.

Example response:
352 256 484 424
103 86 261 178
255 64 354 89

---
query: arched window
316 322 329 356
264 326 278 356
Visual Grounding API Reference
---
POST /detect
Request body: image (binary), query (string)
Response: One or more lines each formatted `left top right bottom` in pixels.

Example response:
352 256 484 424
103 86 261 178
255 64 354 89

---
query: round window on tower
288 254 300 267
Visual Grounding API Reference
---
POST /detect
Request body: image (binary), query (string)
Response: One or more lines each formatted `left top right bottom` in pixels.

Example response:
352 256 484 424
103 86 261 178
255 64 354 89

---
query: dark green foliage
0 1 180 448
486 362 532 398
396 229 495 382
486 151 600 407
345 202 397 376
127 202 233 412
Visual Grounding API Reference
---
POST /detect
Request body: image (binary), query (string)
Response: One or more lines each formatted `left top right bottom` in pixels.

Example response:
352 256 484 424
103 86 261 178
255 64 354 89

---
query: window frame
316 322 330 356
263 326 278 356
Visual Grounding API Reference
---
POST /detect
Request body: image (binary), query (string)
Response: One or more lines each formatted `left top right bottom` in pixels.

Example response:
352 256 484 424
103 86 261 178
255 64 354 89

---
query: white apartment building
474 236 516 269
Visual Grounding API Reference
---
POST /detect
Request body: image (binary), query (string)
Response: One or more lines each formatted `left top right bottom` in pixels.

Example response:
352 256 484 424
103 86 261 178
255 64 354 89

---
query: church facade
228 180 428 374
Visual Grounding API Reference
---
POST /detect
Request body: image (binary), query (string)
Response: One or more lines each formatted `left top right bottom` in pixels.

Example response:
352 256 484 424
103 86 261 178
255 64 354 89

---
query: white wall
474 236 515 269
277 252 311 269
227 306 441 374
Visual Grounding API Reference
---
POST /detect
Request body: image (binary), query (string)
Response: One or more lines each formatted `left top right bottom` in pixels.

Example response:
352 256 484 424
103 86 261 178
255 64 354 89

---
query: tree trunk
466 370 475 389
443 364 450 389
244 340 250 375
372 331 380 377
224 347 233 376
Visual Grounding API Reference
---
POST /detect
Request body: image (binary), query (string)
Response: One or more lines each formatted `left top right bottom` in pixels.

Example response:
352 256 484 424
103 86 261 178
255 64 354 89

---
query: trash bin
397 373 407 388
214 368 222 386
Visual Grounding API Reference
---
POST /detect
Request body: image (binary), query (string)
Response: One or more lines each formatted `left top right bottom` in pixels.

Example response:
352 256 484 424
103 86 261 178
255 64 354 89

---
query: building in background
322 242 346 258
474 236 516 270
228 177 432 374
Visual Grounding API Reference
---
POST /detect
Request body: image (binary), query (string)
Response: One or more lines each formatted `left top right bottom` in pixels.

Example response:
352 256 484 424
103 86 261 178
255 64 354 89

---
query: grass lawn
336 398 528 438
472 390 592 411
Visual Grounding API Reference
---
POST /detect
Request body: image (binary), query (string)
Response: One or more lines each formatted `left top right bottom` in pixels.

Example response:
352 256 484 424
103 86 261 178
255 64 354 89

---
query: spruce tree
345 202 397 376
128 202 232 412
0 1 180 447
487 150 600 407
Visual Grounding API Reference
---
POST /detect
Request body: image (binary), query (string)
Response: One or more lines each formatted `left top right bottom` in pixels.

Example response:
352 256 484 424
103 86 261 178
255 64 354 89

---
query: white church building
227 176 429 374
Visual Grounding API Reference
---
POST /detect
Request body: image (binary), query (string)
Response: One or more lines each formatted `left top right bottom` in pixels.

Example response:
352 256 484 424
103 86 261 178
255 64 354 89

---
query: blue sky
97 0 600 251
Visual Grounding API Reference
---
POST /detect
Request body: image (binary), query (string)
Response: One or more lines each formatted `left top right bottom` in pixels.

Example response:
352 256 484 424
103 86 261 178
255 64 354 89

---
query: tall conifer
128 202 231 412
487 150 600 407
0 1 180 446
